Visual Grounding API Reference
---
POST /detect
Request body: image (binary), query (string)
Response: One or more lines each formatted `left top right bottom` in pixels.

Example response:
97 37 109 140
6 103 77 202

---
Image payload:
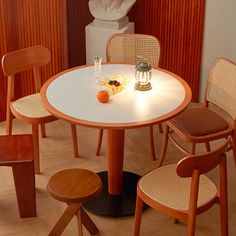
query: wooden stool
47 168 102 236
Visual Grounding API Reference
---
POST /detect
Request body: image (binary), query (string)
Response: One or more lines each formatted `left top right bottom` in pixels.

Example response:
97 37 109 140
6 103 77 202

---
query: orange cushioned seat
172 107 229 136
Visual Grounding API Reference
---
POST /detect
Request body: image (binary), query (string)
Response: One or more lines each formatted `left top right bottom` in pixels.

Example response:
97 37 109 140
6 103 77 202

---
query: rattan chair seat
138 164 217 211
12 93 51 118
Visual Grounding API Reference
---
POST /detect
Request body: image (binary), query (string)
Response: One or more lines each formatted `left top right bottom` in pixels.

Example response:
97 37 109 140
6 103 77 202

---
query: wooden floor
0 118 235 236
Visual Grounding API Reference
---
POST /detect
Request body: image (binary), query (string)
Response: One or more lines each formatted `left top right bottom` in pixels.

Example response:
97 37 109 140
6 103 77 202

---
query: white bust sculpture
88 0 136 29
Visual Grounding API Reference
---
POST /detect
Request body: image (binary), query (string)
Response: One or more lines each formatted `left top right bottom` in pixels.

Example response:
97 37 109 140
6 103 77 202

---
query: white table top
41 64 191 129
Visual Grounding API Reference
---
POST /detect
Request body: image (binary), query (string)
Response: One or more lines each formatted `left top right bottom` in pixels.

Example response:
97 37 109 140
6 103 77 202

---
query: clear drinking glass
93 56 102 83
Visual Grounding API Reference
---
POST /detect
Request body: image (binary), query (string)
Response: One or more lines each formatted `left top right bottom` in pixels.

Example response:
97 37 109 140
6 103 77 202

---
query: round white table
41 63 192 217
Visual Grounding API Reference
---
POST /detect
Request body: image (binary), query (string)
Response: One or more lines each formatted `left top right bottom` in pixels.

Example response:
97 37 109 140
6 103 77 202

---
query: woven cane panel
139 164 217 211
107 34 160 67
206 58 236 119
12 93 51 118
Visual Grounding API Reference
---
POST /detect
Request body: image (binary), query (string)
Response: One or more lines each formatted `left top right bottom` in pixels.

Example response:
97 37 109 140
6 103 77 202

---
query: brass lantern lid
135 60 152 91
135 62 152 72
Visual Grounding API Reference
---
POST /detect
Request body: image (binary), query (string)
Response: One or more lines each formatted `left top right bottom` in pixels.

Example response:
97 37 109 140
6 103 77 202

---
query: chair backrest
1 45 50 95
106 33 160 67
176 138 229 178
2 45 50 76
205 58 236 120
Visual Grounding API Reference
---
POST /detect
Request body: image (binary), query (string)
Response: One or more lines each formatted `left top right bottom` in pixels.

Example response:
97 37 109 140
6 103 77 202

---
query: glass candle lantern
135 61 152 91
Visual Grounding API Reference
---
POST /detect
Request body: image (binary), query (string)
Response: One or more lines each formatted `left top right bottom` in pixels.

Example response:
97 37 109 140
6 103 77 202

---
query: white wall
200 0 236 101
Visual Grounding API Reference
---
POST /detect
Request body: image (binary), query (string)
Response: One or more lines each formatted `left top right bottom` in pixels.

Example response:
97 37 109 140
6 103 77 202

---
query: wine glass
93 56 102 84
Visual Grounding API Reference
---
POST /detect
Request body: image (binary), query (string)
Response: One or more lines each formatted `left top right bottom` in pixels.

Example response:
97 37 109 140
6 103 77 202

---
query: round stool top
47 168 102 203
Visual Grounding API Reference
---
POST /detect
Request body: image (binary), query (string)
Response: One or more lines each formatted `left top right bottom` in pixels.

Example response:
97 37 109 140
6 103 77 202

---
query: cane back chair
158 58 236 167
134 138 229 236
96 33 161 160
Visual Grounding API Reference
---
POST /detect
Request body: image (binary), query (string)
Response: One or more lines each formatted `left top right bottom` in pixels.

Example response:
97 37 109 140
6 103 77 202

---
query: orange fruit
97 90 110 103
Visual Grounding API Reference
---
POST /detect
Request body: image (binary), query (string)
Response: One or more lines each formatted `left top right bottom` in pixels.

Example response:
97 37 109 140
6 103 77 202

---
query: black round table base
83 171 146 218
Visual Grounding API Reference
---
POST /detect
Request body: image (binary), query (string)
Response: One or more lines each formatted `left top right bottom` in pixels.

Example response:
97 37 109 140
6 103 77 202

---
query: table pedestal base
83 171 144 217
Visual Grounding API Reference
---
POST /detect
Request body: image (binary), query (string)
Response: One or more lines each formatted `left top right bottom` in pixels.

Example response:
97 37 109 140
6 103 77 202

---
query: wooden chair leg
187 171 199 236
6 108 13 135
187 213 197 236
41 124 46 138
158 123 163 133
32 124 40 174
49 203 81 236
190 143 196 155
174 218 179 224
231 135 236 166
149 125 156 161
80 208 99 235
12 162 36 218
219 157 228 236
134 195 144 236
96 129 103 156
158 125 170 167
205 142 211 152
71 123 79 158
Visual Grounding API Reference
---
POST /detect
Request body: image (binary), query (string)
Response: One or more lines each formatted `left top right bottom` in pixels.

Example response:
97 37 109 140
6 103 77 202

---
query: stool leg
12 162 36 218
80 208 99 235
77 209 83 236
49 203 81 236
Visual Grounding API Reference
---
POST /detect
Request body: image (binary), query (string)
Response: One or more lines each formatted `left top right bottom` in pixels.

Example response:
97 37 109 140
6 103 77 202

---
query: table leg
107 129 125 195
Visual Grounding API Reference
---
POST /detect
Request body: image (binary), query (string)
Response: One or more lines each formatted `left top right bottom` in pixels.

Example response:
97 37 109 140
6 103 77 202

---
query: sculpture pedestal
86 22 134 64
